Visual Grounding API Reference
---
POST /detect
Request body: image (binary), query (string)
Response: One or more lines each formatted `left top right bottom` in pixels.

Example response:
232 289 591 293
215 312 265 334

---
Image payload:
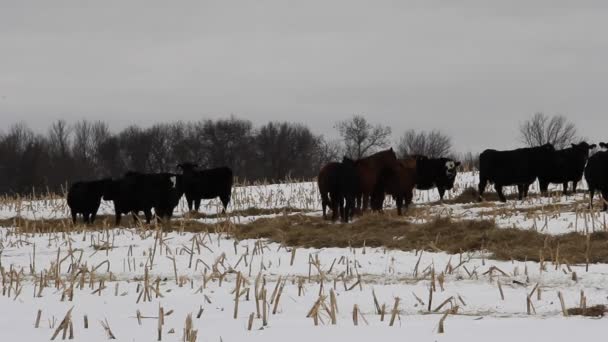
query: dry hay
5 208 608 264
567 305 607 317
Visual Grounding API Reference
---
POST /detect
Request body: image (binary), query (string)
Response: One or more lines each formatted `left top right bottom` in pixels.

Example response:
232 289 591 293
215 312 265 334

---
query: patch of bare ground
229 214 608 263
448 187 591 206
567 305 607 317
446 187 522 204
4 211 608 264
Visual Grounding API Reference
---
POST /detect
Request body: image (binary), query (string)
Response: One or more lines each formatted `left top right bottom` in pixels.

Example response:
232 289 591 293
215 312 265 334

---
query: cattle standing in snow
478 144 556 202
354 148 400 212
103 172 183 225
371 158 417 215
318 161 339 220
67 178 112 224
412 156 460 201
177 163 233 213
317 157 359 222
538 142 596 196
585 142 608 211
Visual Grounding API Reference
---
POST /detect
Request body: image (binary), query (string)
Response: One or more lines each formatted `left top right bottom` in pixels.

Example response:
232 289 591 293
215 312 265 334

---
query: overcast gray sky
1 0 607 152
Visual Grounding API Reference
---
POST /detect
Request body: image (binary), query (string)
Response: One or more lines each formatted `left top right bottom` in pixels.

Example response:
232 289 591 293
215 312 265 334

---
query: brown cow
372 158 417 215
355 148 399 212
317 157 359 222
318 161 340 220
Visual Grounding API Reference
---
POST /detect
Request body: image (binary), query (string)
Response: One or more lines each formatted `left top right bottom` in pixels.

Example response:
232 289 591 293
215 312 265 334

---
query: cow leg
405 190 414 213
517 185 524 200
71 211 77 225
194 199 201 212
572 181 578 193
589 188 595 209
83 212 90 224
478 177 488 202
144 209 152 224
187 199 194 212
524 184 530 198
438 187 446 203
362 194 370 212
321 191 330 219
115 212 122 226
495 184 506 202
602 190 608 211
220 195 230 214
346 195 355 223
331 195 340 221
562 182 569 196
339 196 347 223
90 208 99 224
396 195 403 216
539 181 549 197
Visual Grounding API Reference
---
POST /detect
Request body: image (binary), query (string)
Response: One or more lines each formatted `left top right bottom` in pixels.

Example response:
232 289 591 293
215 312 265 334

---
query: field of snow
0 172 607 341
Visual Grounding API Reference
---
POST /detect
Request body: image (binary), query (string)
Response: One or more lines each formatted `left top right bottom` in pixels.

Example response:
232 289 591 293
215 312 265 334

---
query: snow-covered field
0 172 607 341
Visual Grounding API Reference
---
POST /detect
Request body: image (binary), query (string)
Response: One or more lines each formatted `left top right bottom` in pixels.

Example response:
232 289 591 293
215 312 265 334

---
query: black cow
412 156 461 201
585 143 608 211
103 172 183 225
478 144 556 202
318 157 359 222
177 163 233 213
67 178 112 224
538 142 596 196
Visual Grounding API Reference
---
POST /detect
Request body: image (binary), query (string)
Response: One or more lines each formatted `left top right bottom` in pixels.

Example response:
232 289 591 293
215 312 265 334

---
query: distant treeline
0 114 488 196
0 118 344 195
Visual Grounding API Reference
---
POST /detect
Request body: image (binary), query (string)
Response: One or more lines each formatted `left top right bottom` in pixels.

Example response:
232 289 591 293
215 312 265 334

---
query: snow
0 173 607 341
0 227 607 341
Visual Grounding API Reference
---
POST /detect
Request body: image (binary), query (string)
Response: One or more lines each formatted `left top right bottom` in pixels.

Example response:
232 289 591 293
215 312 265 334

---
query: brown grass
567 305 607 317
448 187 528 204
4 211 608 264
229 214 608 263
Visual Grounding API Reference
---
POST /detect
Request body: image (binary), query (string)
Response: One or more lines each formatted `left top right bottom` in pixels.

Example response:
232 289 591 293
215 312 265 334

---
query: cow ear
455 161 461 167
590 144 597 149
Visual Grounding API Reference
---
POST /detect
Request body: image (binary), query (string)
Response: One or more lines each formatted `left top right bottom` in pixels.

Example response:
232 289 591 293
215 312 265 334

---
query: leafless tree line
0 118 338 194
0 112 578 195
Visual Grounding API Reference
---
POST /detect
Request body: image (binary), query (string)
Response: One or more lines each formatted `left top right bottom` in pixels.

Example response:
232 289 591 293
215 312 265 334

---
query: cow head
571 141 597 153
570 141 598 161
444 160 461 179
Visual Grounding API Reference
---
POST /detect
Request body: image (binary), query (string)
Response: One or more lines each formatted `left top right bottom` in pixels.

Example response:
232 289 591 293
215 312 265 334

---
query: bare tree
334 115 392 159
520 113 577 149
315 138 343 165
255 122 321 181
48 120 71 158
397 129 452 158
454 151 480 171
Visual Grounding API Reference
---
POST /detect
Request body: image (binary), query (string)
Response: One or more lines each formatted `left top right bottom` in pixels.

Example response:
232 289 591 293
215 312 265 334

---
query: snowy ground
0 172 607 341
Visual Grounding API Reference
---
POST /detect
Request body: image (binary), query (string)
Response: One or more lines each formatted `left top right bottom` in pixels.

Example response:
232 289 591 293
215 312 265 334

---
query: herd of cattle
67 164 233 225
66 141 608 225
318 141 608 223
318 148 461 222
